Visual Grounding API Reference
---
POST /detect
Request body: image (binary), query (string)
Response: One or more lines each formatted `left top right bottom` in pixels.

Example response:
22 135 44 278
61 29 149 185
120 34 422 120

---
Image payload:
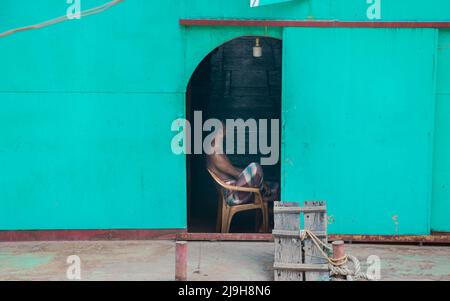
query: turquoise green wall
0 1 187 230
282 28 437 235
0 94 184 230
432 30 450 232
0 0 449 233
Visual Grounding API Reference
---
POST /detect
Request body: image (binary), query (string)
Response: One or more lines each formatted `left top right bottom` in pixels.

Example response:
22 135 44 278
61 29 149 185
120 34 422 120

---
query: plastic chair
207 169 269 233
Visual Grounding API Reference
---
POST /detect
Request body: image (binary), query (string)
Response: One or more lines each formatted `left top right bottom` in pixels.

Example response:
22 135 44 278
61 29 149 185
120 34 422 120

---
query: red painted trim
330 234 450 244
179 233 450 244
178 233 274 241
1 230 449 244
0 229 186 242
180 19 450 28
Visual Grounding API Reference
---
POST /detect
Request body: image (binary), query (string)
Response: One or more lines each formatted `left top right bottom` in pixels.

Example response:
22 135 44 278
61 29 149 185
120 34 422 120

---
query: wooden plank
274 206 327 214
274 263 329 272
303 201 330 281
272 229 327 238
273 202 303 281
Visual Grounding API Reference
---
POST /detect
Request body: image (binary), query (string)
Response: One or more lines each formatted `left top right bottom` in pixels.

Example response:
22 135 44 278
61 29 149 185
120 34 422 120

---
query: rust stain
392 215 399 225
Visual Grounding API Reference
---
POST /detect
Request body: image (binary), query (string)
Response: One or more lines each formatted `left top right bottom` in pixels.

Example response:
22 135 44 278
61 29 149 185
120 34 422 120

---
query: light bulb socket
253 46 262 58
253 38 262 57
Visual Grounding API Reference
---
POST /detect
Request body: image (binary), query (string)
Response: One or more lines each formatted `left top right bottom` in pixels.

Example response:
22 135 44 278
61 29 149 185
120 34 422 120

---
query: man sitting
206 124 279 206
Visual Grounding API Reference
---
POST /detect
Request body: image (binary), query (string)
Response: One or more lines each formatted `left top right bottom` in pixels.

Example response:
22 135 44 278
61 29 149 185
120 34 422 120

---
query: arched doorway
186 36 282 233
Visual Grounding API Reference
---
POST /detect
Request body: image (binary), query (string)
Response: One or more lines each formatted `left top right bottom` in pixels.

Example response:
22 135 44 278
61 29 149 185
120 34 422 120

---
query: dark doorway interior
187 37 282 233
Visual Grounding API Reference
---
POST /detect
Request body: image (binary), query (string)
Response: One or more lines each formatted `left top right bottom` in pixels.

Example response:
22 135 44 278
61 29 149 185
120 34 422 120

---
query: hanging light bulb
253 37 262 58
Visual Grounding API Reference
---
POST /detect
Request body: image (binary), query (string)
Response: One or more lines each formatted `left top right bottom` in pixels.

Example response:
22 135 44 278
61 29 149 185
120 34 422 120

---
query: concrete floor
0 241 449 281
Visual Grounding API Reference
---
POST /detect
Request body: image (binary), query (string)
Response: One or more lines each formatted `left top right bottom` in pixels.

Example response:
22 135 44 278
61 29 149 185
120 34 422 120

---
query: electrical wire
0 0 124 39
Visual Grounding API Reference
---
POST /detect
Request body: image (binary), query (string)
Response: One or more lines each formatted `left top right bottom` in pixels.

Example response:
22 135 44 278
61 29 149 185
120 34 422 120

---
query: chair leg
221 205 230 233
255 208 266 233
225 209 235 233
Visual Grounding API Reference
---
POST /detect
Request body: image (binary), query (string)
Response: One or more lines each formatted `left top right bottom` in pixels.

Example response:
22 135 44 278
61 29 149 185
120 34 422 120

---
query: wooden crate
273 201 330 281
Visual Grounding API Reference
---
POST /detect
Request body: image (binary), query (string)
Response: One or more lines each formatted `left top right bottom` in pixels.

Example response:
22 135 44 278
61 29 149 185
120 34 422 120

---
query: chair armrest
217 182 261 193
207 169 261 193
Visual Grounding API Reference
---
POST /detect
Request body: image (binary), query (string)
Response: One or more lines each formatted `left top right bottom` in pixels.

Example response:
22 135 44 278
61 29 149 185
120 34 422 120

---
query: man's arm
211 154 242 179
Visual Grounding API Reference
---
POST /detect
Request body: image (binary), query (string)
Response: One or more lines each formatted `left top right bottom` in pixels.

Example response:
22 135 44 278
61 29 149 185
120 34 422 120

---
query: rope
329 255 370 281
0 0 124 39
300 230 370 281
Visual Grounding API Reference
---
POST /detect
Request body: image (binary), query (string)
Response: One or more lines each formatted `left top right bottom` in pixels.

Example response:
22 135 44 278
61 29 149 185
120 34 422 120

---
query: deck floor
0 241 449 281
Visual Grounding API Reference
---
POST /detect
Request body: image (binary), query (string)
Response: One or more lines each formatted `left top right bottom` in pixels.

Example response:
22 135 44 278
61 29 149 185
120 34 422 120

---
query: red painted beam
330 234 450 244
0 229 186 242
1 230 449 244
179 233 450 244
177 232 274 241
180 19 450 28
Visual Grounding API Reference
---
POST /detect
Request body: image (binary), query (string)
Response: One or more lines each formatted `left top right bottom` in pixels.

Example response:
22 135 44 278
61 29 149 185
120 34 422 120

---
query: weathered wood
274 263 329 272
303 201 330 281
273 202 303 281
273 206 327 214
272 229 327 238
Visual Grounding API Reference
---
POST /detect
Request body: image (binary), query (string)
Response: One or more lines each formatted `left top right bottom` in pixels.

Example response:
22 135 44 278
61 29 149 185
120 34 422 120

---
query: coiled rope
300 229 370 281
0 0 124 39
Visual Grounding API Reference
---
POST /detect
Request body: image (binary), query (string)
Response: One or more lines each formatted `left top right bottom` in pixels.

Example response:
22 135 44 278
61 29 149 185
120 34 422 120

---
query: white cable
0 0 123 38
